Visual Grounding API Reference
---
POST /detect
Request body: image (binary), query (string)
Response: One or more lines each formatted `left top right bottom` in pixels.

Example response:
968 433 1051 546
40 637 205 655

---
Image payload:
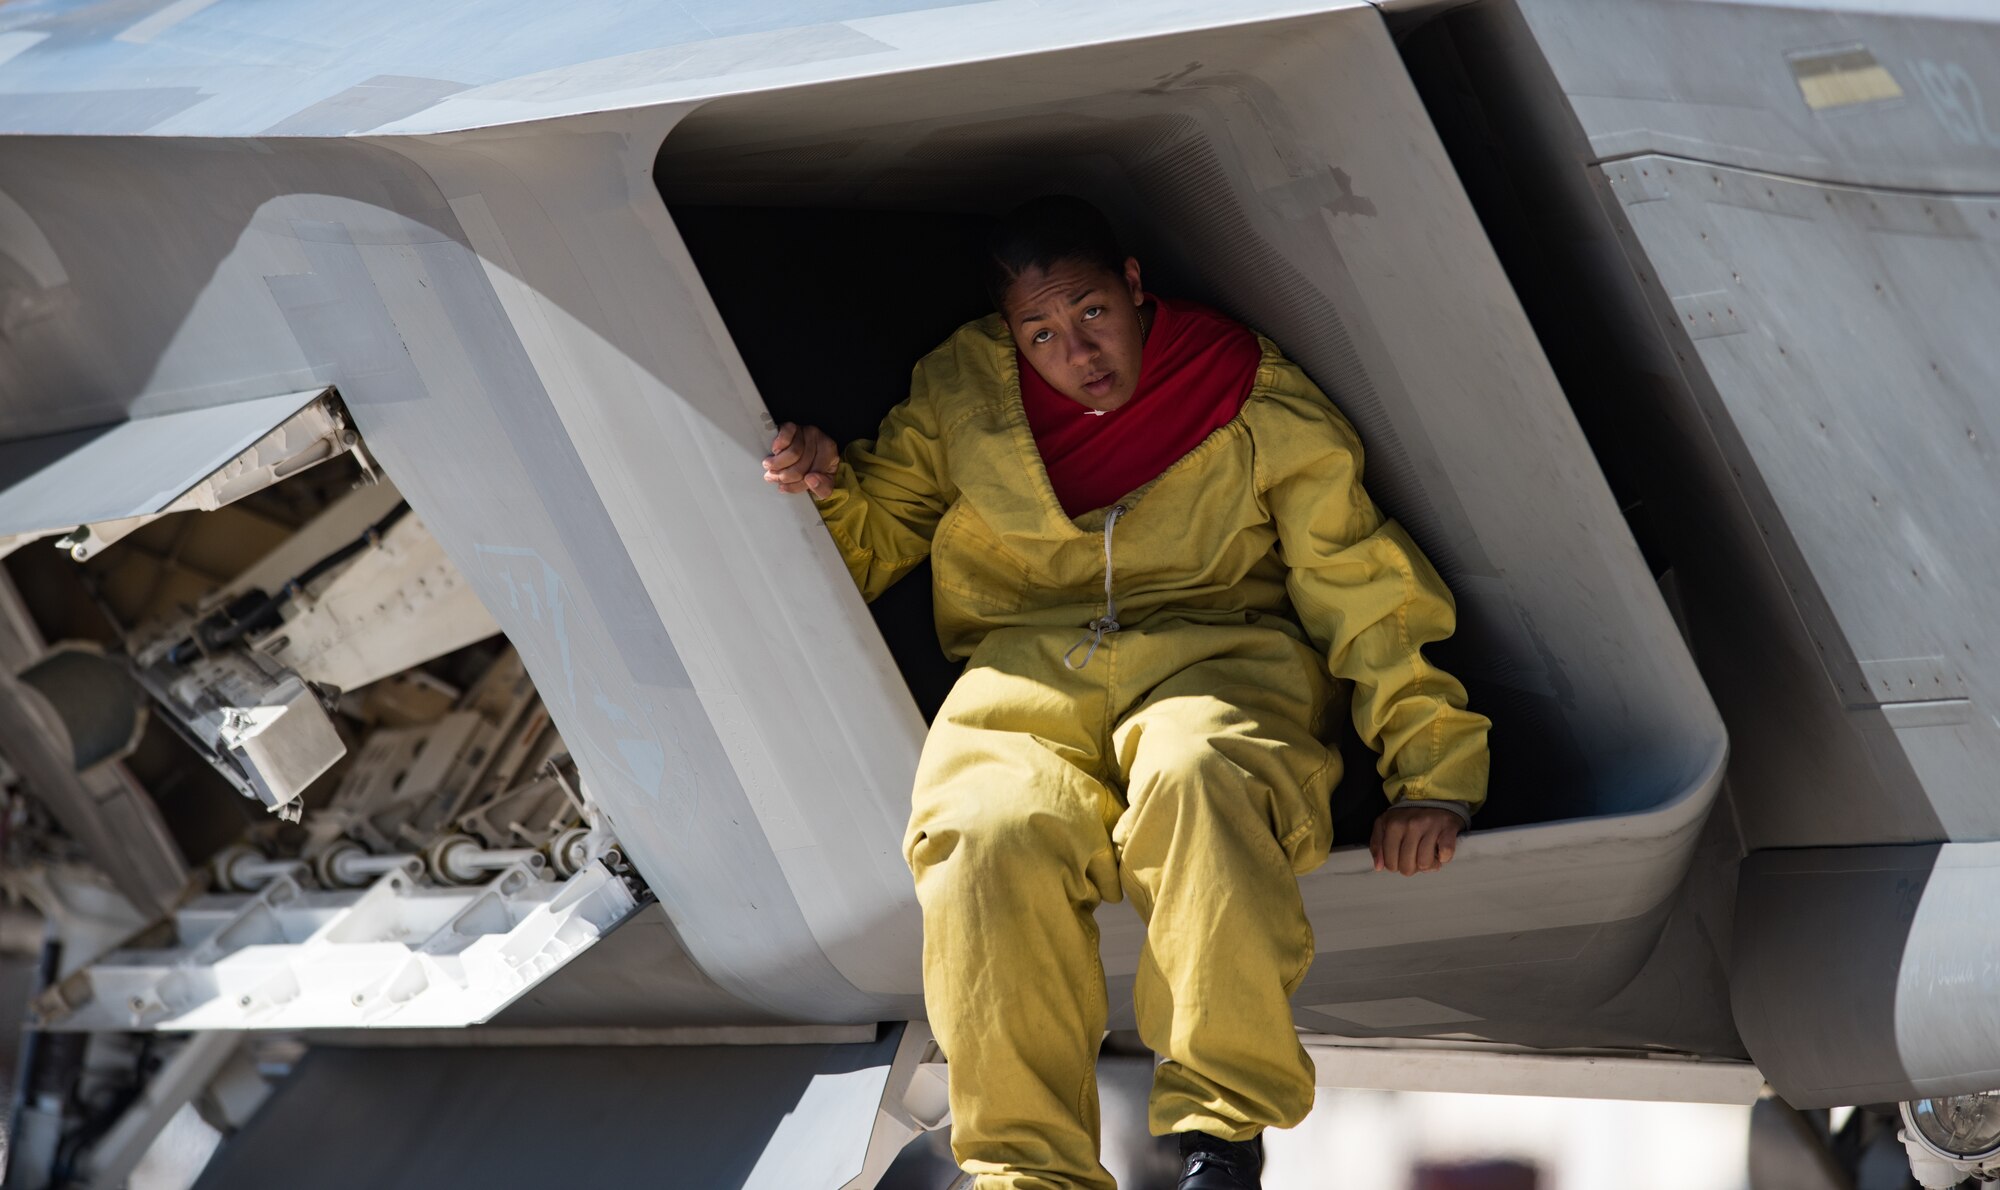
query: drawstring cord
1065 503 1127 670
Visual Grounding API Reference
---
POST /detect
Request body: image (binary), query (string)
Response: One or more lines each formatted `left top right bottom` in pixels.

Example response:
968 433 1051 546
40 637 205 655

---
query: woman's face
1001 255 1148 413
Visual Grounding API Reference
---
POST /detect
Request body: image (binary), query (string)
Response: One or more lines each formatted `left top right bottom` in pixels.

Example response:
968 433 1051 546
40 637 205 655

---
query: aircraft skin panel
1493 0 2000 853
0 138 330 440
1421 0 2000 1099
1511 0 2000 194
0 0 1371 138
1734 842 2000 1107
1604 156 2000 848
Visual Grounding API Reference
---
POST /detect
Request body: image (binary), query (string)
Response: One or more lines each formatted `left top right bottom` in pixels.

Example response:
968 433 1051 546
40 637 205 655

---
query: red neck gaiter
1019 295 1261 519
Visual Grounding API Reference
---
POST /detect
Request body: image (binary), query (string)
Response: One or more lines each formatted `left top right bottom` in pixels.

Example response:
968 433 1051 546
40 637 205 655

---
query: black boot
1176 1131 1263 1189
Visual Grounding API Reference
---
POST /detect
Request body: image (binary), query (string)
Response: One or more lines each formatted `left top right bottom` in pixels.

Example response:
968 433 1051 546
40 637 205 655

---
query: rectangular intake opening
653 23 1721 840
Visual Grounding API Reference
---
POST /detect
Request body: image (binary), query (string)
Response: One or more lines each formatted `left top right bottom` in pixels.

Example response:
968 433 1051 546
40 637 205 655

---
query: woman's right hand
763 422 839 498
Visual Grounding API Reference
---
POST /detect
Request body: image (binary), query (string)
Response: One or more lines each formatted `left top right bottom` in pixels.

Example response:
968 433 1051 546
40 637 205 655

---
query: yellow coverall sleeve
812 377 954 603
1256 370 1491 818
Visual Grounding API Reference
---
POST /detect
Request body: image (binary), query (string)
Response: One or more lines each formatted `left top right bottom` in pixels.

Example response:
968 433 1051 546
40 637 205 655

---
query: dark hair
984 195 1126 313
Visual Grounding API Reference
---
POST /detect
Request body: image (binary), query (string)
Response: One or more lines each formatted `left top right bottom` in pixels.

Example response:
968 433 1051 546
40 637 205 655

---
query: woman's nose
1068 332 1098 368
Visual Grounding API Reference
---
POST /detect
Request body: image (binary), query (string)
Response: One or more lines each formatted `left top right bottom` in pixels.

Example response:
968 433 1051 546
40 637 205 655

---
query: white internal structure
36 862 635 1032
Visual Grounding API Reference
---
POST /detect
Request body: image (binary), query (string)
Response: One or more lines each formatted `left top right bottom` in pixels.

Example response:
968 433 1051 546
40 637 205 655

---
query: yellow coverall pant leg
1111 641 1338 1141
907 635 1124 1190
908 626 1339 1189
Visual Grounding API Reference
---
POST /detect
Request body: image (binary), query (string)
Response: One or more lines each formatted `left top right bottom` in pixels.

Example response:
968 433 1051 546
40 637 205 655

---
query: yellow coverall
815 314 1489 1190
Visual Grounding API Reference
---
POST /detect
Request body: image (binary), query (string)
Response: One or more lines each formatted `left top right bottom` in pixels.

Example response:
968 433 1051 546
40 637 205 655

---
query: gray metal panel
1512 0 2000 193
0 388 320 536
1410 0 1956 863
0 137 331 439
1735 843 2000 1106
192 1028 903 1189
1402 0 1999 1094
1602 153 2000 843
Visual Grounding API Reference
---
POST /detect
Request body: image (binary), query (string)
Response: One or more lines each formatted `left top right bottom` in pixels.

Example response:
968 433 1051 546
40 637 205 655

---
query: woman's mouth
1082 372 1116 398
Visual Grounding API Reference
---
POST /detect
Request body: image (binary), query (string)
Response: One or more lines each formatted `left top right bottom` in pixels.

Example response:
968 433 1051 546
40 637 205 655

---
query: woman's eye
1082 306 1103 320
1032 329 1053 345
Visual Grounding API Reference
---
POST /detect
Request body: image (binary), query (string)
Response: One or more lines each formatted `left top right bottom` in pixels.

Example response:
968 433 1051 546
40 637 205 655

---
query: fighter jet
0 0 1993 1186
